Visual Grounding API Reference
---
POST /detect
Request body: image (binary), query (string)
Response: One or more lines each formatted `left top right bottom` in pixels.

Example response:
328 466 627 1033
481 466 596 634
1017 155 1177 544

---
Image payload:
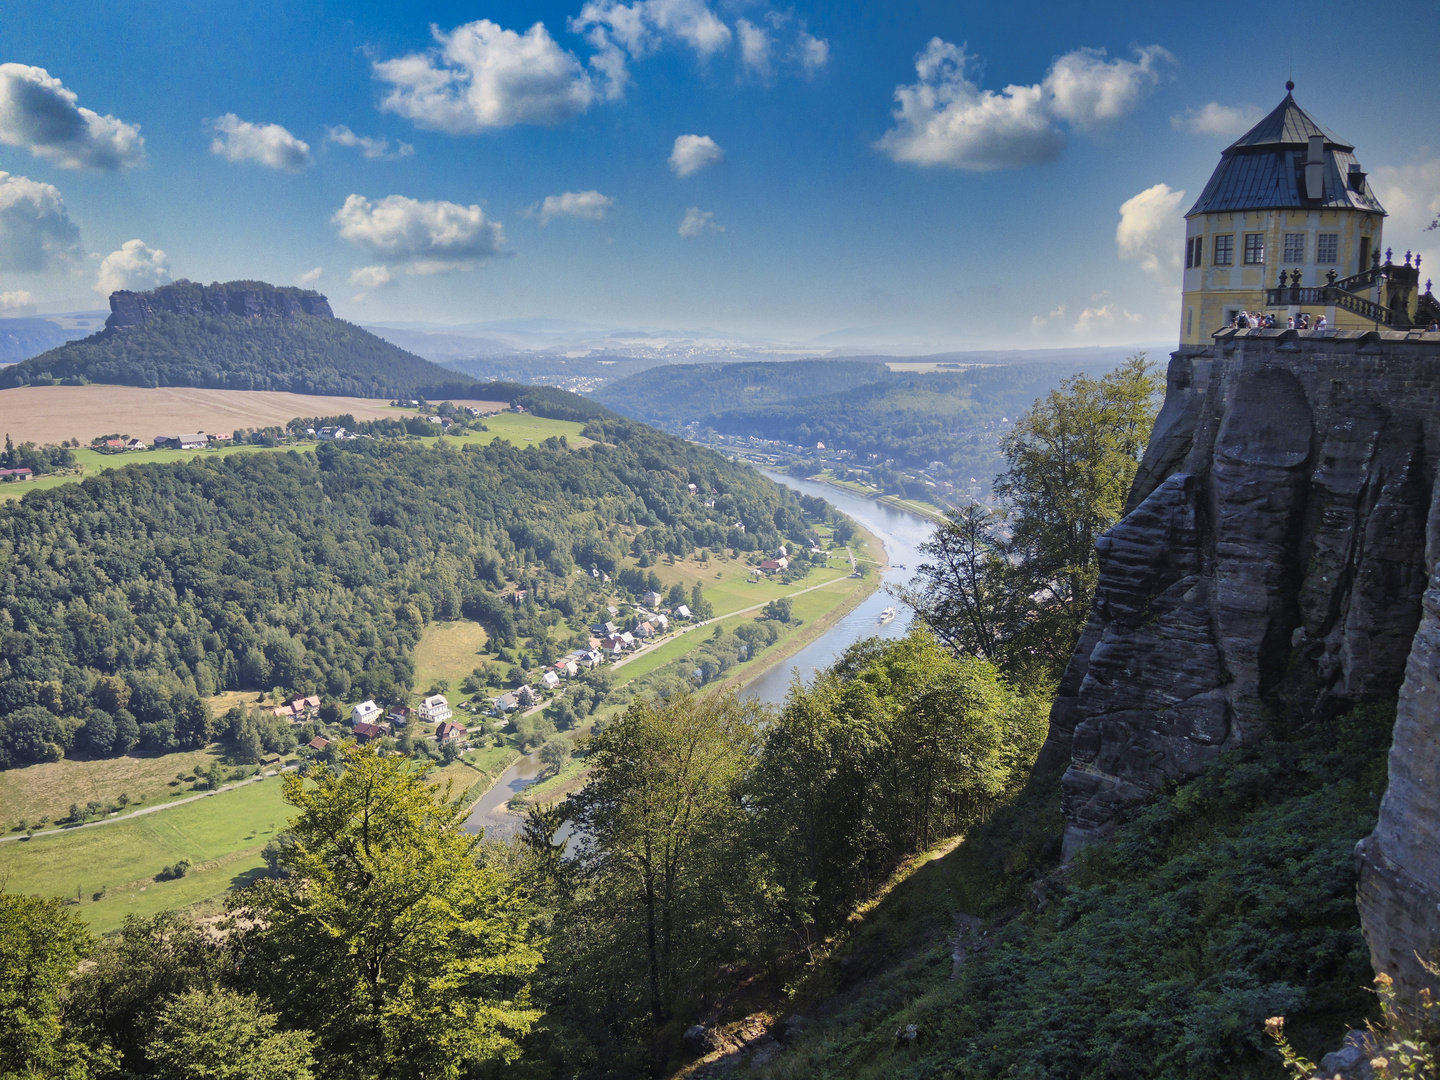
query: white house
418 694 452 724
541 670 561 690
653 614 669 630
675 605 692 619
352 700 381 725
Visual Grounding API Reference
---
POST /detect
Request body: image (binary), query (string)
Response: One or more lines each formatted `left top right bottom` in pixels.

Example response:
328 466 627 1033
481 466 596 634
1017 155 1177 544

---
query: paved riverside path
0 765 295 845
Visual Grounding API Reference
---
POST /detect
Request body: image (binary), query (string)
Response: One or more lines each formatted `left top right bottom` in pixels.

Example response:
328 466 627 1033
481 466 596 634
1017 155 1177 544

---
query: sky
0 0 1437 350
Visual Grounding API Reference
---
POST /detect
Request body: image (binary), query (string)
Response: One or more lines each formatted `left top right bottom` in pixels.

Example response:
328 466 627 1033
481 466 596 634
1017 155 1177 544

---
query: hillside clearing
0 748 228 831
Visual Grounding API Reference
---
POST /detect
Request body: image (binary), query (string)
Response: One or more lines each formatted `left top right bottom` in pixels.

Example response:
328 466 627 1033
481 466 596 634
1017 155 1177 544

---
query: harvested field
0 385 508 446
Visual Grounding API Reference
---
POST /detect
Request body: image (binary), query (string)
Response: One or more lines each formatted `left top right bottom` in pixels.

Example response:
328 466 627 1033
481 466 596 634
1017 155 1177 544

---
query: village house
556 658 579 677
435 721 468 744
653 613 669 630
207 432 233 444
351 700 382 725
353 720 389 742
759 556 789 573
541 670 561 690
675 605 692 619
0 468 34 482
386 706 411 727
515 684 539 708
642 590 664 608
153 434 207 450
308 736 331 751
317 426 346 441
418 694 452 724
635 622 655 639
289 695 320 720
492 692 519 715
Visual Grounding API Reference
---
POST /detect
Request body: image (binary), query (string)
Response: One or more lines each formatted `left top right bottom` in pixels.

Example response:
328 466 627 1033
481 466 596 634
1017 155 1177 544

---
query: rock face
1045 327 1440 1001
105 280 334 331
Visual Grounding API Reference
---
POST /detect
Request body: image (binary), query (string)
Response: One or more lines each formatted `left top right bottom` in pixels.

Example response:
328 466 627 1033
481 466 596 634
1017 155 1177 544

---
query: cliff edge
105 279 335 329
1045 326 1440 1001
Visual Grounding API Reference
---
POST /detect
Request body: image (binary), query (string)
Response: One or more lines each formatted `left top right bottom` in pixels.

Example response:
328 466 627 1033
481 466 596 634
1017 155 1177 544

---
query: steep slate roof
1186 86 1385 217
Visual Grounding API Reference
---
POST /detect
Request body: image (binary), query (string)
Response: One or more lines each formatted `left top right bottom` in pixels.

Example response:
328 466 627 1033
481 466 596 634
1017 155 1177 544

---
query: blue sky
1 0 1436 349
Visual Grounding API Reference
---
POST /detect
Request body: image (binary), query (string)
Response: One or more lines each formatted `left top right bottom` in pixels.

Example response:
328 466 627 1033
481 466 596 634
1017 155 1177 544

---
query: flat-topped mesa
1045 325 1440 1003
105 279 334 331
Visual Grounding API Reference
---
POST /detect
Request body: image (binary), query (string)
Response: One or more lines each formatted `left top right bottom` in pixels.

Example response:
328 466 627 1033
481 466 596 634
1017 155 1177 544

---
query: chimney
1305 134 1325 200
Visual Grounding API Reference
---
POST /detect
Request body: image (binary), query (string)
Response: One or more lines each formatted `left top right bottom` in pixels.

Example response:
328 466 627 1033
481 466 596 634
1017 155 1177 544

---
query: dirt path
0 766 295 845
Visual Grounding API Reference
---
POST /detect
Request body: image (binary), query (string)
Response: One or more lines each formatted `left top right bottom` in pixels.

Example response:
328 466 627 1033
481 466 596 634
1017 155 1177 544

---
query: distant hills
0 318 84 364
0 280 481 399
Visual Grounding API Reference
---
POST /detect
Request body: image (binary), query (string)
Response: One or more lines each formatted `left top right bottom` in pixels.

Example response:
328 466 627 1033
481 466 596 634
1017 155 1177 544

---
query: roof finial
1285 79 1295 92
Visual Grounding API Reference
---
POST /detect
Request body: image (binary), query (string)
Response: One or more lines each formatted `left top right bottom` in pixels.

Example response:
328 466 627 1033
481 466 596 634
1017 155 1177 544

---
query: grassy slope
0 777 292 934
0 748 229 831
752 705 1393 1080
0 412 587 502
413 619 492 692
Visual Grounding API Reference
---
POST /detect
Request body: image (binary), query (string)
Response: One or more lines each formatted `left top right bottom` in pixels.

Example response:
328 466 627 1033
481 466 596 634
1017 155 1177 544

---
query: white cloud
678 206 722 237
797 31 829 74
326 125 414 160
297 267 323 286
1371 159 1440 254
1117 182 1186 276
332 193 505 273
573 0 732 61
375 20 600 133
737 19 771 78
349 265 395 289
878 39 1171 170
670 133 724 177
1075 303 1143 333
537 190 614 225
0 64 144 170
1031 303 1066 329
0 171 82 272
209 114 311 170
95 239 170 295
1170 102 1263 136
0 290 35 314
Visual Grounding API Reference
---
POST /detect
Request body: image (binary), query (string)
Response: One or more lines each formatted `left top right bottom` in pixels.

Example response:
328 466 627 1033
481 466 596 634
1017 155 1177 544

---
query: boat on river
878 606 896 624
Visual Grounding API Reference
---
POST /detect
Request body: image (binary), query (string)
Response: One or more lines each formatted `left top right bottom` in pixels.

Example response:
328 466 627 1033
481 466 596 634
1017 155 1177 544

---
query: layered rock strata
1043 327 1440 1000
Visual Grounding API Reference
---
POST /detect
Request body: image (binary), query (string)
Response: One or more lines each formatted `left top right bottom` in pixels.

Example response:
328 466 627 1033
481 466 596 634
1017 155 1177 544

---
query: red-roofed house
435 721 468 744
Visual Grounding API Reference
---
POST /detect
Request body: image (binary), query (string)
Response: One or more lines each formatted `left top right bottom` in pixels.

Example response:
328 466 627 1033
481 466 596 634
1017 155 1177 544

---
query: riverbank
803 473 950 525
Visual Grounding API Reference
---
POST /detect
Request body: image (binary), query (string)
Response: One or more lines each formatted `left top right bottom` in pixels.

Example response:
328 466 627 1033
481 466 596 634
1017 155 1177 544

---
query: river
462 471 937 839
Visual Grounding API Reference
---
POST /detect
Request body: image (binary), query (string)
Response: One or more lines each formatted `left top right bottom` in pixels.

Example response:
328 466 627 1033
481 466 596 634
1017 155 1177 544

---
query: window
1317 233 1339 264
1283 233 1306 263
1358 235 1372 273
1213 234 1234 266
1186 307 1193 337
1244 233 1265 265
1185 236 1203 269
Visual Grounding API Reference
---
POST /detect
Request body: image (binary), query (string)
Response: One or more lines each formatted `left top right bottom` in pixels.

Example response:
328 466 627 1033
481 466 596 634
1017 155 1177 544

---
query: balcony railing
1264 284 1406 326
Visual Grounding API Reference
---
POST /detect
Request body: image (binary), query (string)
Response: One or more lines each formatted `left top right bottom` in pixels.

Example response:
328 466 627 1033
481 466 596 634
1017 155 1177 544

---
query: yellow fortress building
1180 82 1434 344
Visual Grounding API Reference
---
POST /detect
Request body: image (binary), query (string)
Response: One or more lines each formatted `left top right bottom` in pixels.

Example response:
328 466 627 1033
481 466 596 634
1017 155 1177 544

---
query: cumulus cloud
94 239 170 295
349 265 395 290
573 0 732 61
209 114 311 170
326 125 414 160
1031 303 1066 329
297 267 323 286
670 134 724 177
735 14 828 81
536 190 614 224
0 290 35 314
1371 159 1440 253
1116 182 1186 276
0 171 82 273
375 20 600 133
1171 102 1263 136
0 64 144 170
332 193 505 273
678 206 722 237
1075 303 1142 333
878 39 1171 170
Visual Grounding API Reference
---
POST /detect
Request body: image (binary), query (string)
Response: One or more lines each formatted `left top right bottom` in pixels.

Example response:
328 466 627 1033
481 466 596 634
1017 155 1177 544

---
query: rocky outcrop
105 280 333 331
1047 327 1440 1000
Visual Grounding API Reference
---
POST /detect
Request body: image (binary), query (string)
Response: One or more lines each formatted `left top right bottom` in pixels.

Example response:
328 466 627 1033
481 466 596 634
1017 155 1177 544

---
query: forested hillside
0 417 804 769
1 283 479 398
593 357 1135 479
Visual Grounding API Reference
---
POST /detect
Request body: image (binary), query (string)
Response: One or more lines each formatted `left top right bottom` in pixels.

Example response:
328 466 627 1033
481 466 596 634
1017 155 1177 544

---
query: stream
462 470 938 839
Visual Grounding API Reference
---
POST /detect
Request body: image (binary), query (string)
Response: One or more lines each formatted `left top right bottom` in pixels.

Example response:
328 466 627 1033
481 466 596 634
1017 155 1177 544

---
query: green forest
592 356 1137 482
0 415 810 771
1 311 477 398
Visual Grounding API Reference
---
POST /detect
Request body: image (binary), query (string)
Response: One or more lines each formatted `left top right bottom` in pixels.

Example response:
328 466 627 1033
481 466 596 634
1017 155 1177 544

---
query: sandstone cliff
105 279 334 331
1044 326 1440 1001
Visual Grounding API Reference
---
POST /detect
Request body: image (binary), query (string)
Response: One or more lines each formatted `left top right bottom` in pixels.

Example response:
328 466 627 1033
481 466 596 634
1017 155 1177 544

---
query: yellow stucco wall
1179 209 1384 344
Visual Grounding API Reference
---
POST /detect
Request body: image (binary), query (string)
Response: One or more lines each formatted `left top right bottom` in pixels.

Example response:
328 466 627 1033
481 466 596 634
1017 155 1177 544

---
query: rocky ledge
1043 326 1440 1003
